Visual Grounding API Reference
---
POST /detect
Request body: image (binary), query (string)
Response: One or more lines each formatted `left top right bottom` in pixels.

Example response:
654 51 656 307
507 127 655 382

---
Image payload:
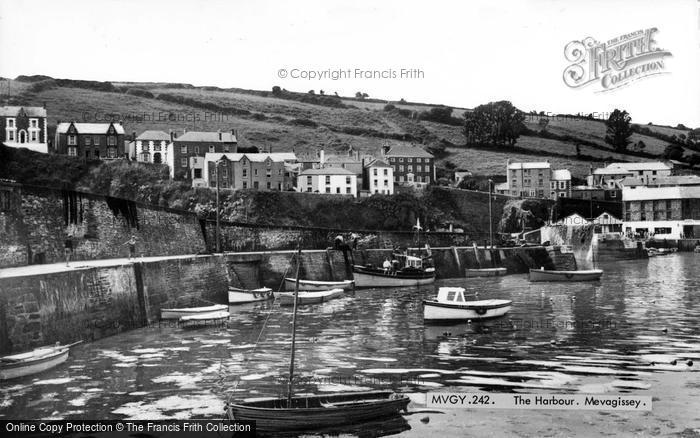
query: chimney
169 129 174 142
183 128 187 134
43 101 46 109
320 149 325 165
218 130 222 141
231 129 236 138
382 142 390 156
132 131 136 141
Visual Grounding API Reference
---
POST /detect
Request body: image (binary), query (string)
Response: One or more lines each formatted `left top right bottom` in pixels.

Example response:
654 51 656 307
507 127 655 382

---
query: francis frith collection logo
563 28 672 92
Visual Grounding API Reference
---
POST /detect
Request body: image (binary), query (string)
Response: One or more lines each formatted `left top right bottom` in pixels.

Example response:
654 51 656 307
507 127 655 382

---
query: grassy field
4 77 695 180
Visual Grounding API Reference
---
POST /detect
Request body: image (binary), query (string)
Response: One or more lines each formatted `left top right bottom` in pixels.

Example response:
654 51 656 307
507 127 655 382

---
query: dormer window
7 118 15 128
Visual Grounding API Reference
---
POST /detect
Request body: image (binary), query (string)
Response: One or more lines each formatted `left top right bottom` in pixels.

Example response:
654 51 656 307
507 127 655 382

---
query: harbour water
1 254 699 435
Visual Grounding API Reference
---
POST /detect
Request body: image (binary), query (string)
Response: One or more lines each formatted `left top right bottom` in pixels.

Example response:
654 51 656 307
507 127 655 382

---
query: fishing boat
528 268 603 282
283 278 354 291
277 288 345 306
465 267 507 278
423 287 512 322
161 304 228 320
227 246 410 432
178 310 230 327
353 254 435 288
228 287 274 304
0 341 82 380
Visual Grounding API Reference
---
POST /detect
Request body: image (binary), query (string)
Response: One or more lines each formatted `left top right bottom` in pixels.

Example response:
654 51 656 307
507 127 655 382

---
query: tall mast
287 244 302 405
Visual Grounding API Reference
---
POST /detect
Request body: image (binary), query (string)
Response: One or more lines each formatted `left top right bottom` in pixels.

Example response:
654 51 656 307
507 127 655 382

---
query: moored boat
284 278 354 291
0 341 82 380
528 268 603 282
423 287 512 322
277 288 345 306
353 254 435 288
465 267 507 278
228 287 274 304
227 391 409 433
178 310 230 327
161 304 228 320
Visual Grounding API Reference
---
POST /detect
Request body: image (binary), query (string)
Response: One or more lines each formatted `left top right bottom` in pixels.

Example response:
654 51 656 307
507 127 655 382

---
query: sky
0 0 698 127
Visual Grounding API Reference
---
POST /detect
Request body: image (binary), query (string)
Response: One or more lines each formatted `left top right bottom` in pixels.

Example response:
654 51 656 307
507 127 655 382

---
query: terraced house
380 144 435 187
54 122 125 159
1 106 49 153
171 130 238 180
198 152 298 190
497 160 571 199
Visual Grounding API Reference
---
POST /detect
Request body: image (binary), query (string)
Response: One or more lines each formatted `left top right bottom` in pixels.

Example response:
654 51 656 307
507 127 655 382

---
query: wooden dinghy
528 268 603 282
228 287 274 304
178 310 230 327
276 288 345 306
161 304 228 320
0 341 82 380
423 287 512 321
465 267 507 278
227 390 409 433
283 278 354 291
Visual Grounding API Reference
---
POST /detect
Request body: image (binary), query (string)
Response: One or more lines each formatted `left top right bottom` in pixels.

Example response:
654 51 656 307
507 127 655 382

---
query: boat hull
352 266 435 288
227 391 409 432
0 348 69 380
423 299 512 321
465 267 507 278
161 304 228 320
228 288 273 304
277 289 345 306
528 269 603 282
178 311 230 327
284 278 354 291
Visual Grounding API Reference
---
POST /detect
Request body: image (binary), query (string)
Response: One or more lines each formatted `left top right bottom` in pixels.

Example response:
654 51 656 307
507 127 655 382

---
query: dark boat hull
227 390 410 432
352 266 435 288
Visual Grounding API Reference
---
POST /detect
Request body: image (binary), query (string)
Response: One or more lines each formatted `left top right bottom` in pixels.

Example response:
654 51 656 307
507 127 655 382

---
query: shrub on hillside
125 88 155 98
27 79 58 93
15 75 54 83
288 118 318 128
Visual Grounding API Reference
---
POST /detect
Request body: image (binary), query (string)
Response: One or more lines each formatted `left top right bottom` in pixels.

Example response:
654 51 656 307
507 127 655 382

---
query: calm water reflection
1 254 699 427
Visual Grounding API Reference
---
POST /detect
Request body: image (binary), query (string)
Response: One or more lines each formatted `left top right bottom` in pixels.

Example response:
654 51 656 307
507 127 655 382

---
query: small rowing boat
528 268 603 282
423 287 511 322
161 304 228 320
228 287 274 304
277 288 345 306
284 278 354 291
178 311 230 327
465 267 507 278
227 391 409 433
0 341 82 380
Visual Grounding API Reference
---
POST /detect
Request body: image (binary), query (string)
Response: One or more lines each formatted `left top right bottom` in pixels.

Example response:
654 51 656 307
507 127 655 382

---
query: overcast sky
0 0 698 126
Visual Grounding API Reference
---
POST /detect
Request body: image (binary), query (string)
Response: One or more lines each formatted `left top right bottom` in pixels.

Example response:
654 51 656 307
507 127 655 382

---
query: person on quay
123 235 138 260
64 234 74 267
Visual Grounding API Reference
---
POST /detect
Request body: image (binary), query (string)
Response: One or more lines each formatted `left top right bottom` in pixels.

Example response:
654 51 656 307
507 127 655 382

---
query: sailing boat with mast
226 246 410 432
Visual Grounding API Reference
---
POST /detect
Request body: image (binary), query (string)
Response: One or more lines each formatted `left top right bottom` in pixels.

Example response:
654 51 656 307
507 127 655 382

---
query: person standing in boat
382 258 392 273
123 235 138 260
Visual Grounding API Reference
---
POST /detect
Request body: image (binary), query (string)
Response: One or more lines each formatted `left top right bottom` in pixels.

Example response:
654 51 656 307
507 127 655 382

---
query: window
549 181 556 189
7 131 14 141
154 142 161 151
194 169 202 179
93 136 100 145
336 187 341 193
373 168 378 176
222 168 228 178
108 147 116 158
384 179 388 186
94 150 100 158
326 187 331 193
107 136 116 146
224 145 230 152
254 169 258 176
30 131 37 142
7 118 14 128
243 181 248 189
398 176 404 182
209 146 215 153
654 227 672 235
266 160 272 167
181 158 188 167
306 187 311 192
68 147 77 156
306 176 312 184
325 175 331 184
610 191 616 198
181 145 188 154
373 179 378 186
416 165 421 173
346 187 351 194
30 119 38 128
346 176 351 185
417 158 422 163
383 169 388 176
254 181 259 189
538 179 543 186
559 192 566 198
242 169 247 178
407 158 413 163
399 158 404 162
267 182 271 189
529 190 536 197
266 169 272 178
85 136 92 146
558 181 566 189
399 165 404 172
408 165 413 172
68 135 77 146
194 146 200 154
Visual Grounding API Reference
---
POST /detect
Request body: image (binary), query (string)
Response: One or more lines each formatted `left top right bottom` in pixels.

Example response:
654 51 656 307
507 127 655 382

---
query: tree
538 118 549 132
634 140 646 152
663 144 684 161
355 92 364 99
271 86 282 96
463 101 526 147
687 153 700 166
604 109 633 152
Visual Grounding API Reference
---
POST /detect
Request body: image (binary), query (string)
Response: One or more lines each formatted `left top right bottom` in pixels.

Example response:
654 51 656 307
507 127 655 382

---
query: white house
297 167 357 197
592 212 623 234
131 130 172 165
591 162 673 187
363 159 394 195
1 106 49 153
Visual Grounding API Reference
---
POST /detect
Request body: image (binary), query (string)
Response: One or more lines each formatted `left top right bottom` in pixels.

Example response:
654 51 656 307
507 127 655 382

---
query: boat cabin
404 255 423 269
437 287 471 303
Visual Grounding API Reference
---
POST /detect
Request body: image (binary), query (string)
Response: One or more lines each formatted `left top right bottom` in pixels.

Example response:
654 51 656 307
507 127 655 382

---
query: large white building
589 162 674 187
622 176 700 239
297 167 357 197
363 158 394 195
130 130 173 165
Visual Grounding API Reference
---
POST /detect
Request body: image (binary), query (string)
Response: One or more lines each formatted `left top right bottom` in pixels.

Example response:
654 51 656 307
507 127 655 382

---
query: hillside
2 76 695 180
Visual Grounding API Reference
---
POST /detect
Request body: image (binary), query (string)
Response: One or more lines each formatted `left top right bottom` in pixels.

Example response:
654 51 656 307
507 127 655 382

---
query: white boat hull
0 347 70 380
423 299 512 321
465 268 507 278
284 279 354 291
161 304 228 320
352 269 435 288
179 311 230 326
228 287 273 304
528 269 603 282
277 289 345 306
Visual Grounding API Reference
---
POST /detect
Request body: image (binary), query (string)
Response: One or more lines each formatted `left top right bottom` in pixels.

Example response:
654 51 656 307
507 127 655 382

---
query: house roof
56 122 125 135
604 161 672 172
175 131 237 143
592 165 634 175
297 152 320 162
205 152 297 163
623 175 700 187
551 169 571 180
385 145 434 158
365 158 391 168
324 154 361 164
507 162 551 170
622 185 700 201
0 106 47 117
299 167 356 176
494 182 509 191
593 212 623 224
136 130 170 141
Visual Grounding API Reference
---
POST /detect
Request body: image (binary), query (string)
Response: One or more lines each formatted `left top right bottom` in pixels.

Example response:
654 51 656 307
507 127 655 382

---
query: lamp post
488 179 494 249
215 159 222 253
